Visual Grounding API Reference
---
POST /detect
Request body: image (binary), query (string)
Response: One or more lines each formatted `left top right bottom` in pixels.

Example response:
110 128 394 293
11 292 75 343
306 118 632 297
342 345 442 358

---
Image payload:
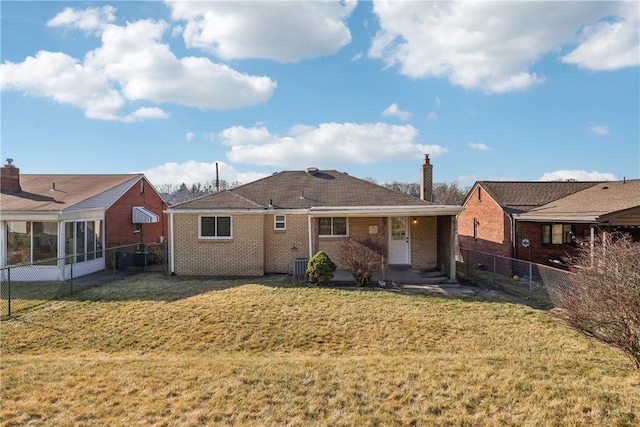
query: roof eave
308 205 463 217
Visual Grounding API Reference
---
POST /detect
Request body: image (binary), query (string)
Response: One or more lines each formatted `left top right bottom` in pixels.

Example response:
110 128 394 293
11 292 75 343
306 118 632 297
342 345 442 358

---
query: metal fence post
70 261 74 295
493 255 496 283
528 262 533 291
7 267 11 317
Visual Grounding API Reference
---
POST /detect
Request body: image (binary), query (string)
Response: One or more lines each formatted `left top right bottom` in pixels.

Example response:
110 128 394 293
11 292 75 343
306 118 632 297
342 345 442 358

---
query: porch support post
307 213 313 259
449 215 457 281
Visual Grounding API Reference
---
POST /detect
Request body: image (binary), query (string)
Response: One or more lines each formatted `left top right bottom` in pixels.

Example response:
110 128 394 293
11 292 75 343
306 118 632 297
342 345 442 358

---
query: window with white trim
318 217 347 237
541 224 572 245
274 214 286 230
64 220 103 264
200 216 232 239
6 221 59 266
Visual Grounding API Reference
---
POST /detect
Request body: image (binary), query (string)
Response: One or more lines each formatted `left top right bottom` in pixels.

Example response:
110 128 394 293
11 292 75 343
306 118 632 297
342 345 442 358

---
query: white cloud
468 142 489 151
434 97 441 108
0 51 125 121
217 122 447 168
382 103 412 121
166 0 356 62
591 125 609 136
140 160 267 187
186 132 195 142
540 170 616 181
0 7 276 121
47 5 115 33
426 112 439 121
369 1 636 93
122 107 170 123
562 3 640 70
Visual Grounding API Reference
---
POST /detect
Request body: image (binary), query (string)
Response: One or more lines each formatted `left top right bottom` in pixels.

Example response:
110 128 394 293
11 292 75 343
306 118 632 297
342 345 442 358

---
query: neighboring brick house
0 159 168 280
458 179 640 266
166 157 463 280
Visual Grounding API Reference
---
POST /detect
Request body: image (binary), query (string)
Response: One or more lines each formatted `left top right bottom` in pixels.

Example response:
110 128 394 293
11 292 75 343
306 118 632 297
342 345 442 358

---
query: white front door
388 217 410 264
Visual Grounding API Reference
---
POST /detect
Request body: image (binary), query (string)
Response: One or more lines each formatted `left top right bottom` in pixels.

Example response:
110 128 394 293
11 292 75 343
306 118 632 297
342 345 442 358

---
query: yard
1 273 639 426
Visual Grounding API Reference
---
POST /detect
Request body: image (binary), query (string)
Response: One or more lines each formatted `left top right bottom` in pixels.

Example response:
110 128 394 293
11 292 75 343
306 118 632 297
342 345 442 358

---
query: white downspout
308 212 313 259
450 215 457 281
169 212 175 275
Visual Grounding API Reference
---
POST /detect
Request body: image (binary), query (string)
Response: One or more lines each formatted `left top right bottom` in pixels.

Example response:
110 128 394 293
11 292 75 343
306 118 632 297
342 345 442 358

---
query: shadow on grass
61 270 529 312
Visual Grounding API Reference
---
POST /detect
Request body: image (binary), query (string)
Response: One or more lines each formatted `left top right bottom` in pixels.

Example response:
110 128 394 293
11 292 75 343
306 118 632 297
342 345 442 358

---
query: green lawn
2 274 638 426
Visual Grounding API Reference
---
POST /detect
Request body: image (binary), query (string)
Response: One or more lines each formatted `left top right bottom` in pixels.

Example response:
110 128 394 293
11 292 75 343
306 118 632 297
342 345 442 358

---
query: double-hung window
200 216 232 239
542 224 572 245
318 217 347 237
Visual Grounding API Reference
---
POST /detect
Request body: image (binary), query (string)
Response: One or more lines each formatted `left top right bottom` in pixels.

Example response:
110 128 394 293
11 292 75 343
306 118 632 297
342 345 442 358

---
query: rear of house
167 158 463 280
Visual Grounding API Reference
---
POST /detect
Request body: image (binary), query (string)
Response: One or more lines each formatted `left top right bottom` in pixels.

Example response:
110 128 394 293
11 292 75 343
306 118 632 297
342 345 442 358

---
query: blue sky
1 1 639 189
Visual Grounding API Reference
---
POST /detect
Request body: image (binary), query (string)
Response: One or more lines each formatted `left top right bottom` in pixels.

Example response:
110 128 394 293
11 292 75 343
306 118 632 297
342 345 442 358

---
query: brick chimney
1 158 21 194
420 154 433 201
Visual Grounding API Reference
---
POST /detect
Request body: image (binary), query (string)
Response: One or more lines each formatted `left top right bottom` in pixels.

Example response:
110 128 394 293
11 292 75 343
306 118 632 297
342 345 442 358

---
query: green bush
306 251 336 285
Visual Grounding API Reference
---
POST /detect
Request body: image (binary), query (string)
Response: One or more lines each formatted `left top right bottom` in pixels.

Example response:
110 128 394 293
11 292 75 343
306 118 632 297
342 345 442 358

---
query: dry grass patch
2 273 639 426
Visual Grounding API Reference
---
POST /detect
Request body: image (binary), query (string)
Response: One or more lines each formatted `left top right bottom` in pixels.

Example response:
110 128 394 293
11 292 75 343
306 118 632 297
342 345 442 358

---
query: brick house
458 179 640 266
166 157 463 280
0 159 168 280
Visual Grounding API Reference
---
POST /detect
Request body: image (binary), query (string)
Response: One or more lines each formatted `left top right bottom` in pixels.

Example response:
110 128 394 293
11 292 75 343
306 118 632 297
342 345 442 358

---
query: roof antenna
215 162 220 192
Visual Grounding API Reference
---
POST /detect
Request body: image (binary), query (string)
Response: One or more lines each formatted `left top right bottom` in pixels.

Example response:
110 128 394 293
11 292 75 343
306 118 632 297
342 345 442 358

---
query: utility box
116 252 129 270
293 258 309 278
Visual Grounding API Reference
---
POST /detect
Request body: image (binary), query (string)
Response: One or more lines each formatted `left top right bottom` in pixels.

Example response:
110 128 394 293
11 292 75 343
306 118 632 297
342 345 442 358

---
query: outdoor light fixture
412 217 418 225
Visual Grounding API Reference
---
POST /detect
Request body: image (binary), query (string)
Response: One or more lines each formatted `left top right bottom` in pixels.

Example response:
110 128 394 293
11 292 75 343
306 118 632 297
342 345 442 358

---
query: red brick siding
514 222 590 265
458 186 512 258
105 178 168 247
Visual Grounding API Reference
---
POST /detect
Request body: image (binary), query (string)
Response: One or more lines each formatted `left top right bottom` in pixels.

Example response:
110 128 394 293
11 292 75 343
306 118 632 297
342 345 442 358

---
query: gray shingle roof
173 170 432 210
475 181 602 214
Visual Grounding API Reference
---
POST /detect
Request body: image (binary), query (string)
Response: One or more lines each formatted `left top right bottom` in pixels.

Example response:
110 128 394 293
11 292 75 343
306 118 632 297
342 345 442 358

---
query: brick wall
173 213 264 276
410 216 437 269
458 186 512 258
514 221 590 265
317 217 385 268
264 213 309 273
105 178 168 247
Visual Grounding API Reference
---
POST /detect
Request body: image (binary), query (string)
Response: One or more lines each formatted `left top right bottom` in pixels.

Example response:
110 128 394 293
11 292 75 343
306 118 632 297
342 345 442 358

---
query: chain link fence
1 243 167 318
457 247 573 309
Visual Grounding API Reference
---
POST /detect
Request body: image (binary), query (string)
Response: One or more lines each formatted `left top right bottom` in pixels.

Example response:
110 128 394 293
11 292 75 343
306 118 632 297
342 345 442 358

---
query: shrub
552 232 640 369
306 251 336 285
338 237 387 286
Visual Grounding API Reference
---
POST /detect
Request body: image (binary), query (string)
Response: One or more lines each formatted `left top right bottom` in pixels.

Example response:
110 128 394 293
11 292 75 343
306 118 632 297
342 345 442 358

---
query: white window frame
199 215 233 240
318 217 348 237
274 214 286 230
